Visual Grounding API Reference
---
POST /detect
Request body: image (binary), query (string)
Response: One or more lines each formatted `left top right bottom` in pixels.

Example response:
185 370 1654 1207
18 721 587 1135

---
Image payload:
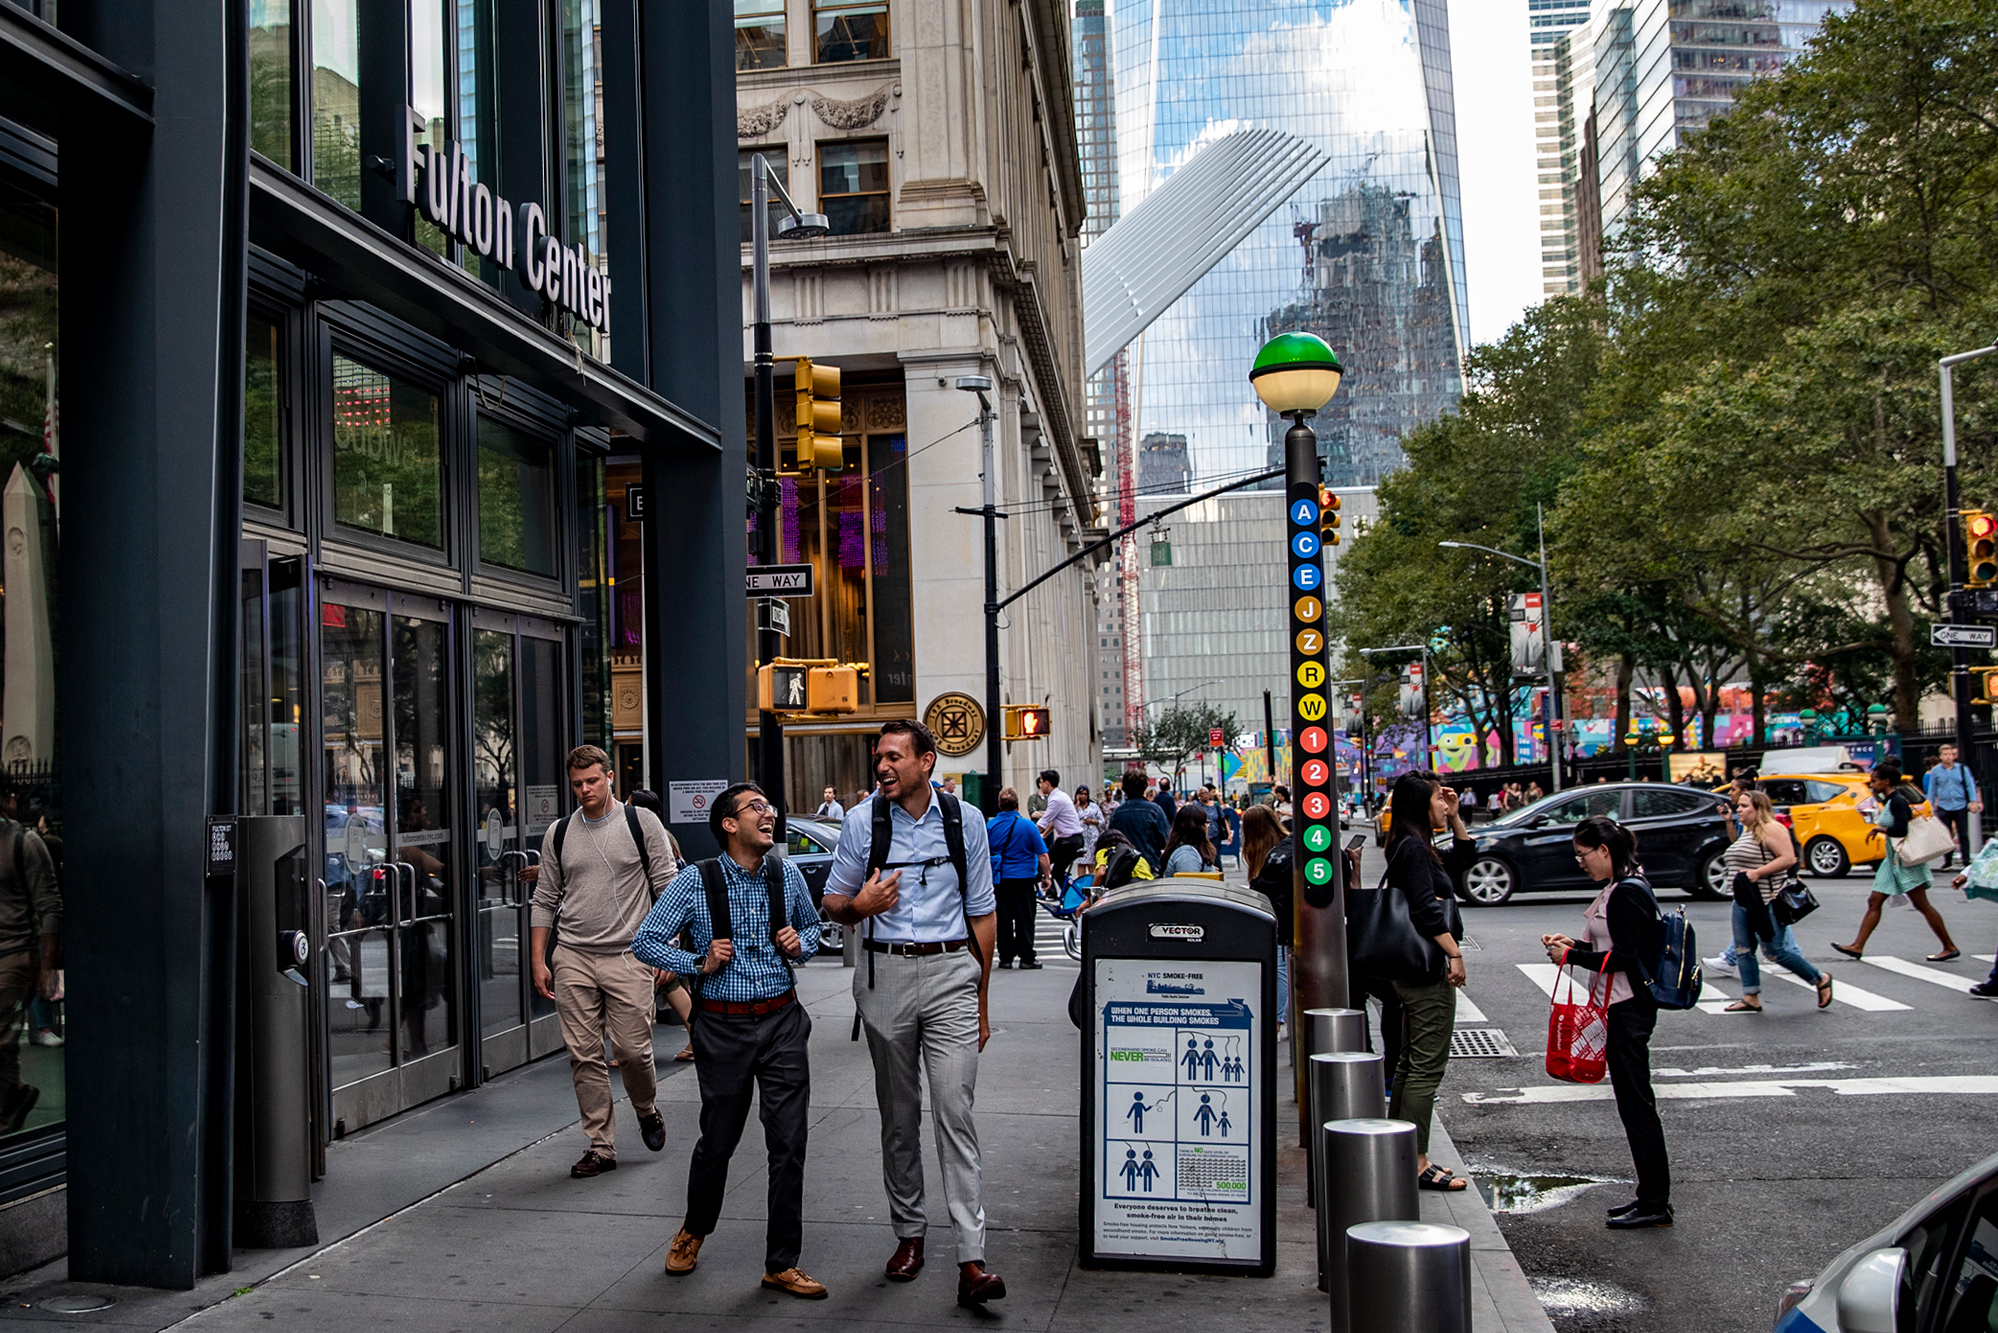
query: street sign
745 564 815 595
1208 727 1225 747
1931 622 1997 649
1286 484 1335 894
624 485 646 522
758 597 791 636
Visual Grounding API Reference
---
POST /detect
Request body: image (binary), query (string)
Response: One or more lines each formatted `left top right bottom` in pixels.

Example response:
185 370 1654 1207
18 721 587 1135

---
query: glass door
320 581 464 1133
471 611 568 1077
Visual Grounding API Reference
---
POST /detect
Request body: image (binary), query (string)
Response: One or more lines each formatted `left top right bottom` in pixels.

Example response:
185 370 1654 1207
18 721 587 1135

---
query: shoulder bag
1897 811 1956 867
1545 955 1611 1084
1346 848 1442 982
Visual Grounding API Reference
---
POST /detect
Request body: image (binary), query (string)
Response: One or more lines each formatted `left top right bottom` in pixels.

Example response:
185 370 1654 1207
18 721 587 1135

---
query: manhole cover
39 1295 118 1313
1450 1028 1518 1058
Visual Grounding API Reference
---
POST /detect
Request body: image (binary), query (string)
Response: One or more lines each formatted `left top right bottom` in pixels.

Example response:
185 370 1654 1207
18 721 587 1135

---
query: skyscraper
1108 0 1470 490
1529 0 1594 297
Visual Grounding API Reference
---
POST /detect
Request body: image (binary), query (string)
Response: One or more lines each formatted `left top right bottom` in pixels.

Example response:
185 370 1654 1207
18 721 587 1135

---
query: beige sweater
529 800 678 953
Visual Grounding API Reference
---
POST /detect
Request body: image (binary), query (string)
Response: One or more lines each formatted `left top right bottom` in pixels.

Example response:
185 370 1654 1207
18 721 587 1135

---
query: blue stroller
1038 875 1091 961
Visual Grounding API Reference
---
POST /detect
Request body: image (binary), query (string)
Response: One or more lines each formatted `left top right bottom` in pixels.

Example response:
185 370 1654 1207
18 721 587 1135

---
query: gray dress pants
854 948 986 1264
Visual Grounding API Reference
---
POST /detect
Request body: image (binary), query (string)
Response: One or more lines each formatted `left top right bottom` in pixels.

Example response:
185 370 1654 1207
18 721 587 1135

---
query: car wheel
1461 857 1515 906
1690 850 1729 900
1803 835 1850 879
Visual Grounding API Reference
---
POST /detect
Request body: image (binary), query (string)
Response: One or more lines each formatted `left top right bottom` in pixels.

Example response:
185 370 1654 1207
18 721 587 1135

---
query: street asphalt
1394 835 1998 1332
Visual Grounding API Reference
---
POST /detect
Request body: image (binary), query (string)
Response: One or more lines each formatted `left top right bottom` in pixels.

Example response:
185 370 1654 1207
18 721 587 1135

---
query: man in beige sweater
530 745 679 1178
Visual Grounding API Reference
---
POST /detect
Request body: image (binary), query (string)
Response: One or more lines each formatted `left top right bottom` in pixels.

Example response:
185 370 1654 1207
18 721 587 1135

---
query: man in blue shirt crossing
987 788 1051 969
1923 743 1983 868
635 782 826 1300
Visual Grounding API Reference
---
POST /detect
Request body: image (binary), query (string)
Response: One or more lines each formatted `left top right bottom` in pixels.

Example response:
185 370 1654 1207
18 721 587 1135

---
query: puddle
1473 1172 1615 1215
1530 1276 1649 1318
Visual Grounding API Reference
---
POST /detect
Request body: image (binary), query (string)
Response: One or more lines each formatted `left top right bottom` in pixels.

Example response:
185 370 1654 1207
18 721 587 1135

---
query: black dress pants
1050 833 1087 888
1607 998 1670 1210
997 877 1039 964
685 999 812 1271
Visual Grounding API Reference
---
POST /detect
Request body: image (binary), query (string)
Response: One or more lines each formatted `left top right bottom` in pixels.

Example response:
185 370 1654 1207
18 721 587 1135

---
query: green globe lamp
1250 331 1344 418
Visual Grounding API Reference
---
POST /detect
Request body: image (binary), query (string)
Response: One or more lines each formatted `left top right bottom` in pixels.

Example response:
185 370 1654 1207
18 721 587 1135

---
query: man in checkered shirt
633 781 825 1299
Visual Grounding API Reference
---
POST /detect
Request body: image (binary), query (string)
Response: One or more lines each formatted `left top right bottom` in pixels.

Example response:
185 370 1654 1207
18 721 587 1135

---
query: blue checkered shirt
632 854 819 1001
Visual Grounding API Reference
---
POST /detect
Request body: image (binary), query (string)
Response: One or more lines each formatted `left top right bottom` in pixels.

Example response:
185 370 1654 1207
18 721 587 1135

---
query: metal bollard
1345 1220 1472 1333
1307 1051 1385 1210
1320 1119 1419 1316
1302 1006 1368 1057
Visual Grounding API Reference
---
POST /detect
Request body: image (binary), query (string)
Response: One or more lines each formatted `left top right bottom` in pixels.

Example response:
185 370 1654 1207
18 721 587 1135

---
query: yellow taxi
1759 771 1928 878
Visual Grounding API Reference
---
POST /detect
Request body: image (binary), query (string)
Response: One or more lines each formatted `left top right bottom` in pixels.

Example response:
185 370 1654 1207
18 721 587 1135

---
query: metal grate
1451 1028 1519 1059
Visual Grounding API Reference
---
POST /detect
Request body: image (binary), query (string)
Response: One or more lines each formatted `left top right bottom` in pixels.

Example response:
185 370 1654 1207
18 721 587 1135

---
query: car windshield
1488 788 1623 827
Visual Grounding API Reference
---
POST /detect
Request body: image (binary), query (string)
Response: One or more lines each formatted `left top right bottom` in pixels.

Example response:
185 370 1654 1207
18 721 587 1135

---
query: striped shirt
632 854 819 1002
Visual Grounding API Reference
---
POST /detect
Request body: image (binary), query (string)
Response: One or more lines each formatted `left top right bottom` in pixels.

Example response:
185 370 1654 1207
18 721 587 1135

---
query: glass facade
477 417 556 576
736 0 787 68
814 0 889 62
310 0 363 210
1108 0 1469 490
331 356 443 549
249 0 295 166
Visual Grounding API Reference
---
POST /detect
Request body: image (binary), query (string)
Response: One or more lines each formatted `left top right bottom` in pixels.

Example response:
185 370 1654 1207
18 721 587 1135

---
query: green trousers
1388 976 1457 1155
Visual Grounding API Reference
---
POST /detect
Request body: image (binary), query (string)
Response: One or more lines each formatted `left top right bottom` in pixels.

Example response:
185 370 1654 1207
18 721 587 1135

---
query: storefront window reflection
250 0 295 167
0 180 62 1144
476 417 554 576
245 313 283 509
412 0 450 257
332 356 442 548
561 0 604 358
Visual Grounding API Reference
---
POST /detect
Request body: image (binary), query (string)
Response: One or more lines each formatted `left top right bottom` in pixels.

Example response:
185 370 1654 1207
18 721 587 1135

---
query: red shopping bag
1545 956 1611 1084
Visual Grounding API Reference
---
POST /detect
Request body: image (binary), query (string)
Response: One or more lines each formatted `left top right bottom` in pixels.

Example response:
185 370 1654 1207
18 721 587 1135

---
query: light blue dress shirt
825 791 996 941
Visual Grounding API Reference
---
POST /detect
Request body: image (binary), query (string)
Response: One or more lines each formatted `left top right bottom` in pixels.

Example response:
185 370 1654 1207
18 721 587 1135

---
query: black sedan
784 816 846 952
1454 782 1735 906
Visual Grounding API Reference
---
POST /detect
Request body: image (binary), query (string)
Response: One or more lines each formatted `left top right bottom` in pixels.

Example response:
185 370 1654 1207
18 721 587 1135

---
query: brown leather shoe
664 1227 703 1275
761 1267 829 1299
884 1236 923 1281
957 1261 1006 1307
570 1149 617 1178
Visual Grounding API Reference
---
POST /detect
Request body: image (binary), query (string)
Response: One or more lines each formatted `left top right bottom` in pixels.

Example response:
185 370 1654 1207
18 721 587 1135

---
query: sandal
1831 942 1864 960
1723 1000 1762 1013
1816 974 1834 1009
1417 1165 1467 1192
1928 949 1961 963
675 1046 696 1062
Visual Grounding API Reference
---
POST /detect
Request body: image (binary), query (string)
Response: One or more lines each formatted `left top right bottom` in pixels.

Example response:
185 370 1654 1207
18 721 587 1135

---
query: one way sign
1931 622 1998 649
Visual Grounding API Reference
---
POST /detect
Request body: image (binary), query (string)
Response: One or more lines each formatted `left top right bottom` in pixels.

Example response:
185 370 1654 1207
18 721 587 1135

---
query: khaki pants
552 945 658 1156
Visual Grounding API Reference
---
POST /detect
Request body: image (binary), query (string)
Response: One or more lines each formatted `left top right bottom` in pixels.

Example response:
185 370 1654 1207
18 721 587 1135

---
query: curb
1424 1117 1557 1333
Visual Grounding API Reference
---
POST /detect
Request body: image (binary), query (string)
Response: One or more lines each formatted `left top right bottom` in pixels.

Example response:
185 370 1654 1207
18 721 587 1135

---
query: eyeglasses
732 799 773 818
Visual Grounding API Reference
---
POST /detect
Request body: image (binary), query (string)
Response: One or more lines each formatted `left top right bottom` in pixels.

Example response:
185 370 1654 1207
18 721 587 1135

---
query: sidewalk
0 959 1551 1331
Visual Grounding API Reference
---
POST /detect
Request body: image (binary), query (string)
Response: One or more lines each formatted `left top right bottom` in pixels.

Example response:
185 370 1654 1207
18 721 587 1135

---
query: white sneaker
29 1029 61 1048
1702 954 1738 978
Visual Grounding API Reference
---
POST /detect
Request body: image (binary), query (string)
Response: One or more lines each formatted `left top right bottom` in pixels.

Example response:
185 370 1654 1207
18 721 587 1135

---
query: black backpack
690 855 791 997
549 803 655 890
857 790 982 980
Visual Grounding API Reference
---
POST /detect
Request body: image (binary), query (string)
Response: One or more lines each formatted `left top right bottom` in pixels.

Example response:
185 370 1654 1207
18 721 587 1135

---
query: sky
1443 0 1545 350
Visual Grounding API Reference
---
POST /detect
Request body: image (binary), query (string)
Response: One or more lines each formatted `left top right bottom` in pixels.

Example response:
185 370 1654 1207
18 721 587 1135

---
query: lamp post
1251 331 1345 1014
749 153 827 829
952 374 1000 811
1440 505 1563 791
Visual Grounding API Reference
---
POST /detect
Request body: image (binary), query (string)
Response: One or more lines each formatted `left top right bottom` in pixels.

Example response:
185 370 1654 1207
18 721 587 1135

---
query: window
739 150 791 244
1759 779 1809 807
411 0 449 257
1937 1191 1998 1333
477 417 556 576
310 0 362 208
1899 1195 1972 1329
819 140 889 235
1542 791 1622 825
1631 789 1704 818
736 0 787 69
561 0 604 356
788 828 828 856
249 0 295 166
814 0 887 61
332 356 443 548
244 314 284 510
1804 780 1850 804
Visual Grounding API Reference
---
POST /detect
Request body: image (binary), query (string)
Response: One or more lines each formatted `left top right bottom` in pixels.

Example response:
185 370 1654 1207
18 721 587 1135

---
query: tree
1128 703 1240 781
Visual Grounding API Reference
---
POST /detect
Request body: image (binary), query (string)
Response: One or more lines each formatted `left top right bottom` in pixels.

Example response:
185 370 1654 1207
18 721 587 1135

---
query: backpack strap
551 812 571 864
624 803 653 889
694 858 733 998
765 856 789 941
938 792 970 899
868 795 894 877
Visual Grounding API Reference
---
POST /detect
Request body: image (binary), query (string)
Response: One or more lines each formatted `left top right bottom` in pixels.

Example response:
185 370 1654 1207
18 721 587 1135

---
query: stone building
732 0 1102 804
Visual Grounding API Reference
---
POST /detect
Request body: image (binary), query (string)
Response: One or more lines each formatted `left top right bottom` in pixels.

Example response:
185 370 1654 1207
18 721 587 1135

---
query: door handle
395 862 419 928
499 850 529 906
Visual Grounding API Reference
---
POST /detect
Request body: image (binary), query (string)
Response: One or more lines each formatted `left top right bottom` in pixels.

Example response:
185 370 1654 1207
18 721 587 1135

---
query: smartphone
1346 835 1367 851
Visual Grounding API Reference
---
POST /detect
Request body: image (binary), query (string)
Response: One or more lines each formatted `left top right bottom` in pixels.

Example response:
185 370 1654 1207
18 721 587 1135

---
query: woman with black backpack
1541 816 1672 1229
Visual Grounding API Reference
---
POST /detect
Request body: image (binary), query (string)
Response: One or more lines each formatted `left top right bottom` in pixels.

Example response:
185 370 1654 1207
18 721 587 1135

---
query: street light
1438 504 1564 791
749 152 829 831
1251 330 1347 1030
954 373 1000 811
1941 341 1998 855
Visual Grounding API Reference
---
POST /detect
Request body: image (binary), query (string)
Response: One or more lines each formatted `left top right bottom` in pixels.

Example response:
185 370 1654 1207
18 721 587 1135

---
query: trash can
1079 875 1277 1277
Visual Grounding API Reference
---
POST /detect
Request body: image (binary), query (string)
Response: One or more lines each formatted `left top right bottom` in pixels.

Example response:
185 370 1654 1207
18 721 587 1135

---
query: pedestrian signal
1973 667 1998 706
758 658 865 714
1004 705 1052 740
1967 510 1998 588
792 357 843 472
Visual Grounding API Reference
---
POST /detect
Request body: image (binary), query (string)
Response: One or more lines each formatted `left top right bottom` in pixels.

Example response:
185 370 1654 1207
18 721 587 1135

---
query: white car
1775 1150 1998 1331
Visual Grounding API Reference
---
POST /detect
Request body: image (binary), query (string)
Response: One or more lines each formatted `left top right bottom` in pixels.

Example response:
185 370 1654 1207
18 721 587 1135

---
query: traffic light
1972 667 1998 705
757 658 865 714
793 357 843 472
1966 510 1998 587
1319 486 1343 545
1004 705 1052 740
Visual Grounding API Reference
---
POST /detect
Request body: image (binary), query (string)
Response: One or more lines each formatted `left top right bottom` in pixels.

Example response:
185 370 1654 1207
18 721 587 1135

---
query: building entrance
319 581 462 1134
470 611 567 1077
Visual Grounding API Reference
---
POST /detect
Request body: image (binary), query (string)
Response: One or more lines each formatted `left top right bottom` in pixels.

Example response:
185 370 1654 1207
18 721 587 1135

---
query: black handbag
1730 871 1779 943
1771 881 1819 926
1347 862 1443 982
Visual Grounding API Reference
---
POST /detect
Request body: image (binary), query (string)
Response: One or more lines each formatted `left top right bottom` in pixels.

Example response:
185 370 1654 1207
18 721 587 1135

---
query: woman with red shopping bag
1541 816 1673 1230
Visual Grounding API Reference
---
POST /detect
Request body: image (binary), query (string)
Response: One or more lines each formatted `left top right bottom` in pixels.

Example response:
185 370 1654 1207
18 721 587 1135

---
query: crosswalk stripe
1694 979 1739 1014
1455 993 1487 1023
1463 1075 1998 1105
1517 963 1556 998
1767 971 1910 1011
1859 955 1998 1002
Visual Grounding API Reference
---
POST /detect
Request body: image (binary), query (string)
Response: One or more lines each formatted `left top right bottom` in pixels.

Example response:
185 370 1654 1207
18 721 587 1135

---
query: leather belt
696 988 797 1016
864 938 971 957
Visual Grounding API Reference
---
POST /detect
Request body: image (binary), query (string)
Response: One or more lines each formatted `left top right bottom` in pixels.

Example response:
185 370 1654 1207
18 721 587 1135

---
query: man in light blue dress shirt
823 719 1006 1309
1923 744 1981 868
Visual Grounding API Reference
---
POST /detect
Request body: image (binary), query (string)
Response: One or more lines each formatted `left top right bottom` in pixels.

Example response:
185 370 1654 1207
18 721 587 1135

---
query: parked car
1761 770 1929 879
1456 782 1734 906
785 816 844 952
1774 1150 1998 1331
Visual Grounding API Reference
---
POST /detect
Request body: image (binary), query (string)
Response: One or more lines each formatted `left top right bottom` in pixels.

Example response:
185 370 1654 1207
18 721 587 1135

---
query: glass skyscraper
1108 0 1469 489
